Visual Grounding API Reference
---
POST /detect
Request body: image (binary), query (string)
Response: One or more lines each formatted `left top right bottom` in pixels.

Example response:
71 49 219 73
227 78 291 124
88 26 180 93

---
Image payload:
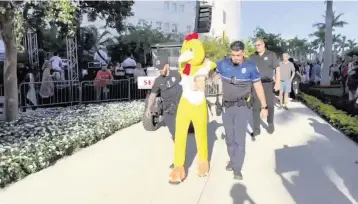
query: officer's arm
251 65 267 108
146 79 160 110
273 53 281 83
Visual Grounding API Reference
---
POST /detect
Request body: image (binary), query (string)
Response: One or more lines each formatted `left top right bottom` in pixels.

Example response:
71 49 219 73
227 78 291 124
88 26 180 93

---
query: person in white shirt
49 52 65 81
94 45 109 66
114 62 125 79
304 63 310 83
122 53 136 77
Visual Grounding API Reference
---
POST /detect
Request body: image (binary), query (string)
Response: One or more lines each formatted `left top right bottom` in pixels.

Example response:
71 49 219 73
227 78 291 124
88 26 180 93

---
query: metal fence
3 77 222 110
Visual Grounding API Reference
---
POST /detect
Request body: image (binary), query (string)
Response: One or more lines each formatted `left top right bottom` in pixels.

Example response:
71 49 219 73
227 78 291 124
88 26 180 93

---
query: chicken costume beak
178 50 194 63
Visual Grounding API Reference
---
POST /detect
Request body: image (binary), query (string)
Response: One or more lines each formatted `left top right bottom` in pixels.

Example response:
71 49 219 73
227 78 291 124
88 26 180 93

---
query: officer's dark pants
252 82 275 131
164 111 176 141
222 105 250 173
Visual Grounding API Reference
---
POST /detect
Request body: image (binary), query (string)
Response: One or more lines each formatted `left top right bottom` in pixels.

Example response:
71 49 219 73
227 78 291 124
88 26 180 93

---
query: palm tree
322 0 334 86
309 29 325 61
347 39 357 50
312 11 348 31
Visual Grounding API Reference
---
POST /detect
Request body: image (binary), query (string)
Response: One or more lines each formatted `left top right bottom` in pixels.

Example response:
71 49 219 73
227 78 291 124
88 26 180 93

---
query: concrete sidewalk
1 101 357 204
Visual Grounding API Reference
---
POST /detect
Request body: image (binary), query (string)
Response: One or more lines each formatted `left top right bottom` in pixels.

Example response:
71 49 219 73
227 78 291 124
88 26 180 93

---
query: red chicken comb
184 32 199 41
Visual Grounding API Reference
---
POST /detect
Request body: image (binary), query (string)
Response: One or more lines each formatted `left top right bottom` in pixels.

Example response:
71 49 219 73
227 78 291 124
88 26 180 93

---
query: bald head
282 53 289 62
255 38 266 53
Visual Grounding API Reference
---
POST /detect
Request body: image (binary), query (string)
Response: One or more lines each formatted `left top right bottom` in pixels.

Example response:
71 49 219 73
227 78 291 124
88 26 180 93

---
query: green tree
0 1 77 122
347 39 357 50
202 36 230 62
252 27 286 56
312 11 348 31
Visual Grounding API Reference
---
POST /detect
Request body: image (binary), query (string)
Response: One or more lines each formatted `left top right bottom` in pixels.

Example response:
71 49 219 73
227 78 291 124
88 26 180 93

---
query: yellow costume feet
197 160 209 177
169 166 186 185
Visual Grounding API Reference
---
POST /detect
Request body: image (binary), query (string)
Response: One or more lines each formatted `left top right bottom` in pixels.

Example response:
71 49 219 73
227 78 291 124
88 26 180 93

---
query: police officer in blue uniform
216 41 268 180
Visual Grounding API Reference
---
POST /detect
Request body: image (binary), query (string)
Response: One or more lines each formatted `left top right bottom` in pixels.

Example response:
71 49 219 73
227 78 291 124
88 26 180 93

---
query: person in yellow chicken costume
169 32 216 184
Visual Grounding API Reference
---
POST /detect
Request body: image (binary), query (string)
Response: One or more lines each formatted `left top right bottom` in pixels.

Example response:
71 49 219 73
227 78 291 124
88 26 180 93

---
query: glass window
156 21 162 30
223 11 226 24
164 1 170 10
180 4 184 12
186 25 192 33
172 24 178 33
172 3 177 11
164 23 170 32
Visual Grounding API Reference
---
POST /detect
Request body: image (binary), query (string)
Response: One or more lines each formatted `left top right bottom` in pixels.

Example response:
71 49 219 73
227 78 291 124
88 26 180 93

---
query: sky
240 1 358 42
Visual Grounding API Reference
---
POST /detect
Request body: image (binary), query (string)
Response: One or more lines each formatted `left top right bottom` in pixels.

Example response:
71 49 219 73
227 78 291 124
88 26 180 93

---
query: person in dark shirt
145 64 182 140
288 58 302 100
216 41 268 180
249 38 280 137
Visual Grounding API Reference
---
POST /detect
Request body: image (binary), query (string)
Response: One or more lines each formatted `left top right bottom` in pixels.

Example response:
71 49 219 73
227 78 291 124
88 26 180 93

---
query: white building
206 0 241 42
82 0 240 42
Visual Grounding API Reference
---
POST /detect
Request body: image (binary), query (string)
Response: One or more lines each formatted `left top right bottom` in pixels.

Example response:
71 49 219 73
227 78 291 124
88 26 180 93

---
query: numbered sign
137 76 156 89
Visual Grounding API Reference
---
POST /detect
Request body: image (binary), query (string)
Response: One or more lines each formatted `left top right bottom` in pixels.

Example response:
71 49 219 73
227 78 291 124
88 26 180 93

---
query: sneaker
267 124 275 134
226 162 233 171
233 171 243 180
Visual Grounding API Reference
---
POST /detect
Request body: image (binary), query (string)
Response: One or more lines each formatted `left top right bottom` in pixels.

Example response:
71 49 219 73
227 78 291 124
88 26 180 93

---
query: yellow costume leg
169 98 191 184
192 100 209 176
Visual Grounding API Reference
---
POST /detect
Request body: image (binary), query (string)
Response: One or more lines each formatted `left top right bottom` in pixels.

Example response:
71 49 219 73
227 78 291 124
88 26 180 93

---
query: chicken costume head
169 32 216 185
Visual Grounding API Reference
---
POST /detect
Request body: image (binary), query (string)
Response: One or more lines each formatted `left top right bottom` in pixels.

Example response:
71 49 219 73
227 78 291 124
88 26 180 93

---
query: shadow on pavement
184 120 220 174
230 183 256 204
275 118 358 204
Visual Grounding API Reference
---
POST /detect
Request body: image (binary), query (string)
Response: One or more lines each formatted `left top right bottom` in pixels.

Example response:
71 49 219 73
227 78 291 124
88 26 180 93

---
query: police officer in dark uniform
216 41 268 180
250 38 281 137
145 64 182 140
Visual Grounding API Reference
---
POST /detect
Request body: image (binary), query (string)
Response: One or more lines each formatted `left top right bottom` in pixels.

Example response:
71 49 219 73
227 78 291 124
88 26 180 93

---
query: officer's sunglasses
255 43 263 47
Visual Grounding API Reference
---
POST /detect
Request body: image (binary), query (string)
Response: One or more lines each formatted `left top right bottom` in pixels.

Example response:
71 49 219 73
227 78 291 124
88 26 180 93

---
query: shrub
298 93 358 142
0 101 144 187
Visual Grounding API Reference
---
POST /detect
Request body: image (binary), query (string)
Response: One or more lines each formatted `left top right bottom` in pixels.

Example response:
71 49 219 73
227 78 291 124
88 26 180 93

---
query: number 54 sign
137 76 156 89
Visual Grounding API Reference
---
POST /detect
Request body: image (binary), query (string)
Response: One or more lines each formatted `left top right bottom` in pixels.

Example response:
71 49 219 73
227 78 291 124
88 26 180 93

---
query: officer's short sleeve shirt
250 50 279 81
216 58 261 102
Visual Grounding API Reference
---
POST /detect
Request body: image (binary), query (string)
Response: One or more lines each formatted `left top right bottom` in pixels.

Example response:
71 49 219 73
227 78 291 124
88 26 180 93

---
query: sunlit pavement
0 99 357 204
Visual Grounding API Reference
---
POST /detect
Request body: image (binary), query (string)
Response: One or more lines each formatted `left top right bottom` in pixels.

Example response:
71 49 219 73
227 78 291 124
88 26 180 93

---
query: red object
94 71 112 87
183 63 191 75
185 32 199 41
343 65 348 76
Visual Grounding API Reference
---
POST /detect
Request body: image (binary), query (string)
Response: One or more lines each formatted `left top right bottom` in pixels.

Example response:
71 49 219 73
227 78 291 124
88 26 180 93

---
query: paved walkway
1 101 358 204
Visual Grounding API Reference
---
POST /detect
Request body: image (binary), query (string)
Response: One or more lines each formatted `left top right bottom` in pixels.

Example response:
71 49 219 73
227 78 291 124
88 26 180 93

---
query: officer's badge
264 57 268 60
241 68 246 74
171 77 176 82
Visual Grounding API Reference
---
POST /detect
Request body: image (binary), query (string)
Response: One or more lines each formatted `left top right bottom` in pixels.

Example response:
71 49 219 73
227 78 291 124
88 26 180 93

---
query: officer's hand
274 82 280 92
145 109 152 118
260 109 268 120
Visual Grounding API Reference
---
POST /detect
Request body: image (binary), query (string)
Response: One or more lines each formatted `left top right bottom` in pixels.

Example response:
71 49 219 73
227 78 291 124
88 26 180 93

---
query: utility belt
222 97 251 109
162 101 178 115
261 78 273 83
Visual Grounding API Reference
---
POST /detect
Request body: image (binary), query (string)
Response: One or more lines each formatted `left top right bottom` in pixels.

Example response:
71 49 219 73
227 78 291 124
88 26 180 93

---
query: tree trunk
1 15 19 122
321 0 333 86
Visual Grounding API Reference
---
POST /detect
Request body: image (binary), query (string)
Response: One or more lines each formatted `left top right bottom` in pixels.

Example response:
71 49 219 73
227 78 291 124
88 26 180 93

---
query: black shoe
169 163 174 169
226 162 233 171
250 129 260 137
267 124 275 134
233 171 243 180
283 105 288 110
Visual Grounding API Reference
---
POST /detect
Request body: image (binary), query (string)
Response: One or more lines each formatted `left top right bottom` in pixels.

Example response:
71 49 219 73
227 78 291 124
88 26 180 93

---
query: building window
223 11 226 24
164 1 170 10
164 23 170 32
172 24 178 33
186 25 192 33
156 21 162 30
172 2 177 12
180 4 184 12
